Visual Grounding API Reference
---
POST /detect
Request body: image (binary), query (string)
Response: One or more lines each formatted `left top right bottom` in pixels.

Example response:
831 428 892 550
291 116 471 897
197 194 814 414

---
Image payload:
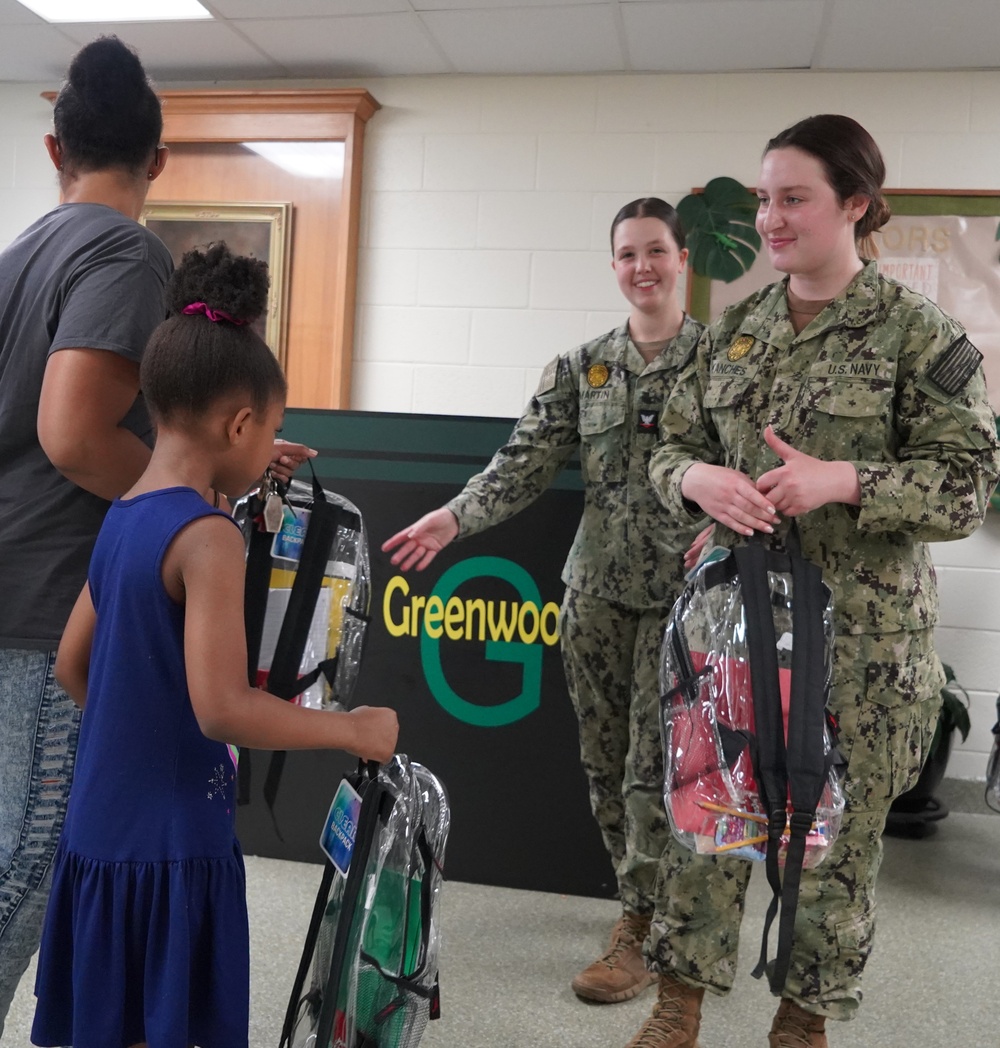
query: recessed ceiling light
16 0 212 22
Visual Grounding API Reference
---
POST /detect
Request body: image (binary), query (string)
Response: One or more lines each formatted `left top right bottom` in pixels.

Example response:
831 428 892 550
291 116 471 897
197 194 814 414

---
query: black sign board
236 409 617 899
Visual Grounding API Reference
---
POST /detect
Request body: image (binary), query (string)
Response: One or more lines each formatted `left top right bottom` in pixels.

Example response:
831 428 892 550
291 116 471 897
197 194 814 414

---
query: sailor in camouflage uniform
383 199 705 1004
631 117 1000 1048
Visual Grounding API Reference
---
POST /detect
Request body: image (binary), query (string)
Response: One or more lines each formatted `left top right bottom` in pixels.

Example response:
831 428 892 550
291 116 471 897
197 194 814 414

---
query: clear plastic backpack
238 466 371 712
659 528 845 992
235 467 373 822
281 756 450 1048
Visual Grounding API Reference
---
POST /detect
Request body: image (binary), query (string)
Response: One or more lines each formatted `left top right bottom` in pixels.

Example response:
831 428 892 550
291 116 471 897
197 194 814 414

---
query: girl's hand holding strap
268 439 317 485
344 706 400 765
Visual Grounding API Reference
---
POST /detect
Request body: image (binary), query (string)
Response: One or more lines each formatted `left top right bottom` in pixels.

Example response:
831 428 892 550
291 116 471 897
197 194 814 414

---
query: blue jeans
0 649 80 1037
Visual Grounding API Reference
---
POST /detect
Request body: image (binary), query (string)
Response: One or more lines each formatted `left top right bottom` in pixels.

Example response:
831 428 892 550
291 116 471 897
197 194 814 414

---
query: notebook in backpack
659 526 845 992
281 756 450 1048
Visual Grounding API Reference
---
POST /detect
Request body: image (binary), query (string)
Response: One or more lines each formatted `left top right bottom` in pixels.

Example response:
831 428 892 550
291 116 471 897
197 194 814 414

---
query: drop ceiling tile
818 0 1000 70
0 0 47 24
413 0 605 7
0 23 78 81
421 4 623 74
208 0 409 16
621 0 798 3
235 13 451 76
2 0 1000 83
623 0 824 72
56 20 282 79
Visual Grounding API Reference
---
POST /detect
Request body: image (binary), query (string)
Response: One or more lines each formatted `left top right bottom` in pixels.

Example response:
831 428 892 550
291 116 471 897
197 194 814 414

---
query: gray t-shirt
0 202 173 649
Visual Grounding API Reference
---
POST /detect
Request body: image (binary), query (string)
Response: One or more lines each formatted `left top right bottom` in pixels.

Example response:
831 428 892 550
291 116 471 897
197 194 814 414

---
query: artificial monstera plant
677 176 761 283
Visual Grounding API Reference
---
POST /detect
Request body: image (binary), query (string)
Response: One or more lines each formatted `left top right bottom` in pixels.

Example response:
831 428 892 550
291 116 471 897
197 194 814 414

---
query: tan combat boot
622 972 704 1048
570 912 655 1003
768 999 828 1048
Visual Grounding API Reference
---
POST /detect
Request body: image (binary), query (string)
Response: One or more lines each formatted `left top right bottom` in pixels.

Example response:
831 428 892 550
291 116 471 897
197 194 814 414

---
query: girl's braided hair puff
141 242 287 423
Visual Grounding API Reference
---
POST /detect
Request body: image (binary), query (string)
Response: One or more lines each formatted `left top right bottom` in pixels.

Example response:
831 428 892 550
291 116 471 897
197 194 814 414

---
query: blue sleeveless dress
32 487 250 1048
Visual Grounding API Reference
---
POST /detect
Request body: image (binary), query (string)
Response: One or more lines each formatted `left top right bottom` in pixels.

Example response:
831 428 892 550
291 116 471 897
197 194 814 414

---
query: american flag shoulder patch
926 336 982 397
535 357 559 396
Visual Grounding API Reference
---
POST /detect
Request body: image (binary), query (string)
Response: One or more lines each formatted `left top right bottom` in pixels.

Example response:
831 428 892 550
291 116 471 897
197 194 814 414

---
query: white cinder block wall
2 71 999 780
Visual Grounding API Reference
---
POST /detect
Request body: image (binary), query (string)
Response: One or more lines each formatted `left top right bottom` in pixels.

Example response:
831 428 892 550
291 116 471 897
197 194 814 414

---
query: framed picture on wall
140 201 293 366
687 190 1000 409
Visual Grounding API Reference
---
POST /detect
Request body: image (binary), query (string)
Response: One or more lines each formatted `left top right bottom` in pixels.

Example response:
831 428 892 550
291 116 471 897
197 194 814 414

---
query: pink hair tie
182 301 246 325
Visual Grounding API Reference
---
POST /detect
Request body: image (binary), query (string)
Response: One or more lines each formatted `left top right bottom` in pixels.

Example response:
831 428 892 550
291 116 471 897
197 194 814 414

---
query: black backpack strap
262 467 353 830
316 763 394 1047
661 557 736 707
744 524 831 994
667 584 697 685
239 493 277 807
278 857 337 1048
733 539 788 990
244 495 273 685
267 469 345 699
767 527 830 992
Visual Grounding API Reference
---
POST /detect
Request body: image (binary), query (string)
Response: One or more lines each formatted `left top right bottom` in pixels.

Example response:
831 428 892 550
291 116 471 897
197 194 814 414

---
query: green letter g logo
421 556 543 727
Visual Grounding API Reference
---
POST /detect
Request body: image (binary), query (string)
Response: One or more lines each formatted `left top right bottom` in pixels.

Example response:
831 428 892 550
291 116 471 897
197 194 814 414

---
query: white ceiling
0 0 998 83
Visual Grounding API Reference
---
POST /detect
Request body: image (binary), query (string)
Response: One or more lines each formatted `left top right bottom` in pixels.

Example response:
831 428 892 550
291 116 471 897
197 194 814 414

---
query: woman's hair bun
859 195 892 238
167 242 270 326
54 35 161 172
66 36 148 115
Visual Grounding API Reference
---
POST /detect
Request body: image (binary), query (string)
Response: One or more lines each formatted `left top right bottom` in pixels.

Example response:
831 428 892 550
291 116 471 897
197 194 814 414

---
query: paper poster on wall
691 193 1000 410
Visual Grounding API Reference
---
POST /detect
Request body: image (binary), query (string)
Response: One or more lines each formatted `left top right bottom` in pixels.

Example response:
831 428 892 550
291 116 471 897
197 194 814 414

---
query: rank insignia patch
727 335 754 362
927 336 982 397
637 410 658 433
587 363 610 388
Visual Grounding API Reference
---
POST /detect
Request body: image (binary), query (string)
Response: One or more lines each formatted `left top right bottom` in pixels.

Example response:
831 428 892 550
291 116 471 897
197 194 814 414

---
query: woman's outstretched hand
755 426 860 515
381 507 460 571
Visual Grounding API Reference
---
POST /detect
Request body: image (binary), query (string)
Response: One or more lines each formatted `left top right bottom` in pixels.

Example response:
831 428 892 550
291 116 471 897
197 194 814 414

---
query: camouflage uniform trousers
647 628 943 1020
560 586 676 916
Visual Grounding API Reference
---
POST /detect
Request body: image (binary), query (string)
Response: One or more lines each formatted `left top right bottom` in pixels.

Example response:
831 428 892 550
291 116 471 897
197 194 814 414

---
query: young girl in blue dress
31 243 399 1048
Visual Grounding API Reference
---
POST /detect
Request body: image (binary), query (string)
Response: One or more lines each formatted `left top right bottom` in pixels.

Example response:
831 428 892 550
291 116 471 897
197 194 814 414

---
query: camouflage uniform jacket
650 261 1000 635
447 316 705 609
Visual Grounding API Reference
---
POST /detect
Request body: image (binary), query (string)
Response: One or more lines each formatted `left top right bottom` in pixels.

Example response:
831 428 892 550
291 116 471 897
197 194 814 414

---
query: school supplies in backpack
659 526 845 993
280 756 450 1048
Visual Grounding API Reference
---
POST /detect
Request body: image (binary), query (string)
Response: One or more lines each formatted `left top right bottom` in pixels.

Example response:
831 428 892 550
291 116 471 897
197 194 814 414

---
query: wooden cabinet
150 90 379 409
